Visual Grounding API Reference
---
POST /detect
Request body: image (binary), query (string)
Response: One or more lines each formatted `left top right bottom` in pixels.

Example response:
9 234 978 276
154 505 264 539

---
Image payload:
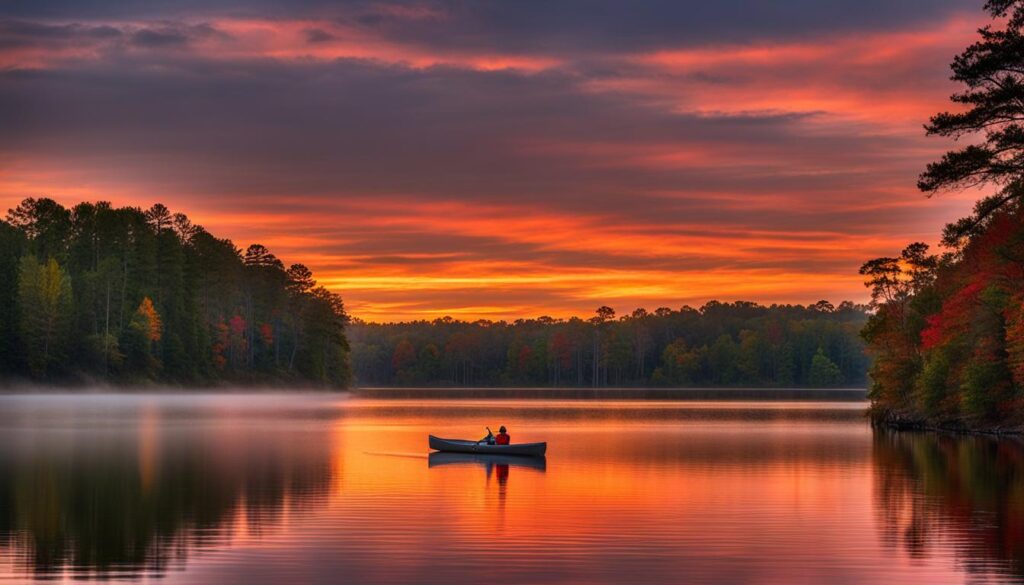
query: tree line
862 0 1024 430
0 198 351 387
349 301 869 388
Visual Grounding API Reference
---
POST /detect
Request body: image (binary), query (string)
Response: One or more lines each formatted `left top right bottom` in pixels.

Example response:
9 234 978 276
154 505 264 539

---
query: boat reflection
427 452 547 472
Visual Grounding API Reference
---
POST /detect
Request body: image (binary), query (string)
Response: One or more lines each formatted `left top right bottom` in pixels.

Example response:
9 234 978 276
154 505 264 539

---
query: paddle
478 426 493 444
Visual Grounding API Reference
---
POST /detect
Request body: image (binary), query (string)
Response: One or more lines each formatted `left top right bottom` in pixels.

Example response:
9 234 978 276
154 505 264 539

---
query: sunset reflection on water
0 394 1021 584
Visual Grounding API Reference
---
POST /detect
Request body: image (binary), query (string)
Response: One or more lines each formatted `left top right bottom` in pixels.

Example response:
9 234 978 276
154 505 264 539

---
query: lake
0 393 1020 584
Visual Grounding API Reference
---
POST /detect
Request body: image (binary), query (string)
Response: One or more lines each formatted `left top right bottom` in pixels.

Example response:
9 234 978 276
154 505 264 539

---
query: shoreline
871 412 1024 437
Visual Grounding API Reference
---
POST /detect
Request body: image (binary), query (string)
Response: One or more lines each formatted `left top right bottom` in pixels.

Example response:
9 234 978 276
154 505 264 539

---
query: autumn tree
860 1 1024 429
124 297 163 376
134 297 164 342
392 338 416 377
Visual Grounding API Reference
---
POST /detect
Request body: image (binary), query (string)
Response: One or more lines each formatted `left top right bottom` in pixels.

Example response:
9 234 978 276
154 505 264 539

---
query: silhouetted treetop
919 0 1024 245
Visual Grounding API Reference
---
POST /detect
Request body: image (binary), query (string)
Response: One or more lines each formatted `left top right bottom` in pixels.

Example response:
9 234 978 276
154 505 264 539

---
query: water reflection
873 430 1024 583
5 396 1024 584
0 395 334 580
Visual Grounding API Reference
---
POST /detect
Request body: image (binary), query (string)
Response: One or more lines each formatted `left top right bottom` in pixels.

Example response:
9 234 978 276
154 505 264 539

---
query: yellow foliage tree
135 297 163 342
18 256 72 377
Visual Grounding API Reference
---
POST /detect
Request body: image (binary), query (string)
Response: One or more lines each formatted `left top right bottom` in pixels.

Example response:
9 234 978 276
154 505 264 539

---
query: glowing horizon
0 1 988 321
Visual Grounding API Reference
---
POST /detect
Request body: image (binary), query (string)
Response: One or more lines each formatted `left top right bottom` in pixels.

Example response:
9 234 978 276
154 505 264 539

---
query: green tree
418 343 442 383
18 256 73 377
707 334 738 385
808 347 843 387
6 198 72 262
916 350 952 417
653 338 700 386
0 222 26 372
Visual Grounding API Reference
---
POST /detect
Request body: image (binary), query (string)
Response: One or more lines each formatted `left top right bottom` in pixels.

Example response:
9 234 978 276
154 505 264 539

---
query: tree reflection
873 429 1024 582
0 430 333 580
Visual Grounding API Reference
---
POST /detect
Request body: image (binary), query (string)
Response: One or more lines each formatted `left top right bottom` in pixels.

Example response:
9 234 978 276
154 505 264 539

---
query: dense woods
863 0 1024 430
349 301 869 387
0 198 351 387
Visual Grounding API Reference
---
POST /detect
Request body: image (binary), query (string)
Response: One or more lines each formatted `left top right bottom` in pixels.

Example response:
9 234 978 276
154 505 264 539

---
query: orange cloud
610 12 982 125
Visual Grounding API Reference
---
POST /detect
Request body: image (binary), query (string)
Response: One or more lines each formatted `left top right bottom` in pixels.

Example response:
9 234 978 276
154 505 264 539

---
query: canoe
428 435 547 457
428 452 547 471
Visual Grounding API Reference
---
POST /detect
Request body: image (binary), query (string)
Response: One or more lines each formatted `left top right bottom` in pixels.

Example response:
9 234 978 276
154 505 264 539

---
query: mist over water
0 393 1020 584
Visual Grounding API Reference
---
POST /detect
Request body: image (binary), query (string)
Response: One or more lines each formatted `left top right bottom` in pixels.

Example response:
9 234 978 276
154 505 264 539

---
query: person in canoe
495 426 510 445
478 426 510 445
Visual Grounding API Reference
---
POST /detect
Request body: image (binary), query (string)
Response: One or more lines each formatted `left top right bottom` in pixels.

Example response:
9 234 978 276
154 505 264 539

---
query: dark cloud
304 27 335 43
0 18 228 53
2 0 977 52
129 27 188 47
340 0 976 55
0 18 122 49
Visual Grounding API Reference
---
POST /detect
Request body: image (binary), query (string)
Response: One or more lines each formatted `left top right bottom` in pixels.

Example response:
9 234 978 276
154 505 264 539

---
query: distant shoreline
350 386 869 401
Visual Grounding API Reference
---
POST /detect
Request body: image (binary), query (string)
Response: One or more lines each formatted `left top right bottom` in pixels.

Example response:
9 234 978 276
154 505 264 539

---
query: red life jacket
495 432 510 445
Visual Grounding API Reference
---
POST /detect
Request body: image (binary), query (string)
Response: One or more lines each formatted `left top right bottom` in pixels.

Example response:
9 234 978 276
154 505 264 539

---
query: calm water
0 393 1021 584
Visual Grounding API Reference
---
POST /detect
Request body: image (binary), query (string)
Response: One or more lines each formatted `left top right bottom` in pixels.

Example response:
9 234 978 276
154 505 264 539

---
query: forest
862 0 1024 430
349 301 869 388
0 198 351 387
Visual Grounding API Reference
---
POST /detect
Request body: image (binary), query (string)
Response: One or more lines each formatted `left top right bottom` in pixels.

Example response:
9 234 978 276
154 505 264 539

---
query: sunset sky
0 0 990 321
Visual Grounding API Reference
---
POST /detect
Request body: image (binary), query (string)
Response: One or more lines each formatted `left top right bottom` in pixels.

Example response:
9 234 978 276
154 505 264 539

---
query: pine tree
918 0 1024 246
